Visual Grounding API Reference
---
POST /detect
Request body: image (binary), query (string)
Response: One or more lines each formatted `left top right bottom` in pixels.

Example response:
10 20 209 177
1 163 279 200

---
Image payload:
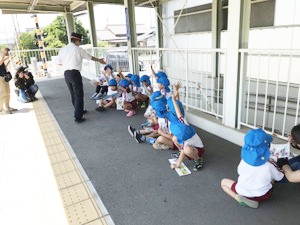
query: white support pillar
64 12 75 43
156 2 164 70
124 0 139 74
86 1 97 47
223 0 250 128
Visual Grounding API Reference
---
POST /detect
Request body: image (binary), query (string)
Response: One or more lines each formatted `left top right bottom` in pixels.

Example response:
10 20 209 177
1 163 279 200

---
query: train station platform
1 75 300 225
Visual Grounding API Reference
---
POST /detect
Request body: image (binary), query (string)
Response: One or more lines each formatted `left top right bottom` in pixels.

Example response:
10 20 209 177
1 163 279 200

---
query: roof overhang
0 0 158 14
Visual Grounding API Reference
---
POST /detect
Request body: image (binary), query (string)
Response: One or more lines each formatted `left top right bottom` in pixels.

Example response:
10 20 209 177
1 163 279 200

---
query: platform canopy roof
0 0 158 14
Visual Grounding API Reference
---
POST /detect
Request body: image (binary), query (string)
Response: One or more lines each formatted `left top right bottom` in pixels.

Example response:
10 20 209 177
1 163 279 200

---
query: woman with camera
14 66 39 103
0 48 16 114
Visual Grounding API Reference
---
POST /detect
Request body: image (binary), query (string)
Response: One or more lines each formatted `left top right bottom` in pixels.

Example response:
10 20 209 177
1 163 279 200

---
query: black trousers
95 85 108 94
64 70 84 120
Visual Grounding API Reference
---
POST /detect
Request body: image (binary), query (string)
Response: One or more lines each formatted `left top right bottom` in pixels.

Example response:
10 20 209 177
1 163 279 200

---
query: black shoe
96 106 105 112
134 132 143 144
74 118 86 123
193 157 205 171
171 151 180 158
83 109 88 114
128 125 136 137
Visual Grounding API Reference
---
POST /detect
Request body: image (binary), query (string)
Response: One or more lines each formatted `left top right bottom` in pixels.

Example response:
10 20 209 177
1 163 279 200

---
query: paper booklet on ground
168 158 191 176
269 143 292 161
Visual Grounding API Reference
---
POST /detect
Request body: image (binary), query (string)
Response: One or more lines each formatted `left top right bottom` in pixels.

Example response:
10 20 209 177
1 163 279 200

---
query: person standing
0 48 16 114
58 32 106 123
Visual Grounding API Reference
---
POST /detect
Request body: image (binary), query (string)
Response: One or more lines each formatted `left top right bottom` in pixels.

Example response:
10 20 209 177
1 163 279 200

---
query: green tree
43 15 90 48
98 41 109 47
18 32 38 50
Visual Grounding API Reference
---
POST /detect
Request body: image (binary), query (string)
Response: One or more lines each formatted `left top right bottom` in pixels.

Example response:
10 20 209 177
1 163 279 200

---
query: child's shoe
134 132 144 143
171 151 180 158
234 194 259 209
128 125 136 137
153 142 170 150
127 110 134 117
90 92 98 99
124 109 129 112
96 106 105 112
141 102 147 109
193 157 205 171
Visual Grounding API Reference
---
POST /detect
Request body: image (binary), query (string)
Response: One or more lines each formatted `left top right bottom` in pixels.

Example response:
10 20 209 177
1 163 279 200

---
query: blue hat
125 73 133 78
150 91 167 105
241 128 272 166
140 75 151 85
119 79 130 88
108 79 117 86
167 98 185 123
170 122 196 144
130 75 140 87
157 76 170 92
104 64 113 71
156 71 168 79
151 100 167 118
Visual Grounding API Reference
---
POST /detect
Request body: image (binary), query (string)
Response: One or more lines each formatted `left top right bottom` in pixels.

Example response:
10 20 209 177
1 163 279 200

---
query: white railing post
185 50 189 111
237 51 245 129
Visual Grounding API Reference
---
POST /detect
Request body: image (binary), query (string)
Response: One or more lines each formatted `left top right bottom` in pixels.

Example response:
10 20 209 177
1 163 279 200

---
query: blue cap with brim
108 79 117 86
104 64 113 71
151 100 167 118
167 98 185 123
119 79 130 88
170 122 196 144
151 91 167 105
156 71 168 79
241 128 272 166
157 76 170 92
125 73 133 78
140 75 151 85
130 75 140 87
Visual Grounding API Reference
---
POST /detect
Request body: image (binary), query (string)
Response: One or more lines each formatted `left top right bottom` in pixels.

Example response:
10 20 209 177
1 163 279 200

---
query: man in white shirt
58 32 106 123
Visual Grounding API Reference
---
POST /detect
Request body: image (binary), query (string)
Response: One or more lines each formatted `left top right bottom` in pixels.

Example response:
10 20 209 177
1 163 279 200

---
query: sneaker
193 157 205 171
96 106 105 112
126 110 134 117
153 142 171 150
128 125 136 137
134 132 144 143
235 194 259 209
74 118 86 123
90 93 98 99
171 151 180 158
8 107 17 112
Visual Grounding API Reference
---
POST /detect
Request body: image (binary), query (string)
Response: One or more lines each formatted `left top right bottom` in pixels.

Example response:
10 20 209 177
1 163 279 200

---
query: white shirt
122 91 135 102
141 85 152 96
236 160 284 197
106 87 118 101
58 43 92 71
184 134 204 148
158 118 169 133
133 86 142 93
161 89 172 99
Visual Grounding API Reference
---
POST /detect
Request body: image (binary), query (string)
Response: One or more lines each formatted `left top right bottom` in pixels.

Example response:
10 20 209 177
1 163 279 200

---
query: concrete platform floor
38 76 300 225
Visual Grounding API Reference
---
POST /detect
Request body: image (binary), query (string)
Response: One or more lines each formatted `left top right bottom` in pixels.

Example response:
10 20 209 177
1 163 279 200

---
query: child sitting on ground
138 75 152 108
90 64 114 100
168 94 205 171
127 91 166 144
119 78 137 117
276 124 300 182
221 128 284 208
157 76 172 99
96 78 118 112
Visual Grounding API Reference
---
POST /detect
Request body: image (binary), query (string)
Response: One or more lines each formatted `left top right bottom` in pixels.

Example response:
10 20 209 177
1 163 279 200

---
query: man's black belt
65 69 79 72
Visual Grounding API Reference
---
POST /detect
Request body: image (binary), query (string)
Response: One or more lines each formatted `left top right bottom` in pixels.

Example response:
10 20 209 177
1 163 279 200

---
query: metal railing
238 49 300 139
131 47 226 119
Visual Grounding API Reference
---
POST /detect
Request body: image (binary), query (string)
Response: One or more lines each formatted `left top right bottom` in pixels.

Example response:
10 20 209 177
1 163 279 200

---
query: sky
0 4 156 45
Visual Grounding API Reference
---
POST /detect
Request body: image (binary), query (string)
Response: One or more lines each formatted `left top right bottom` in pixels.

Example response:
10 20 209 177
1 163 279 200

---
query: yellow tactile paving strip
32 91 114 225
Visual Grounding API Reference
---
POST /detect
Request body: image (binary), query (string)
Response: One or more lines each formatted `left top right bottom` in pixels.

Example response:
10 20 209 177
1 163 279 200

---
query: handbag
3 72 12 82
